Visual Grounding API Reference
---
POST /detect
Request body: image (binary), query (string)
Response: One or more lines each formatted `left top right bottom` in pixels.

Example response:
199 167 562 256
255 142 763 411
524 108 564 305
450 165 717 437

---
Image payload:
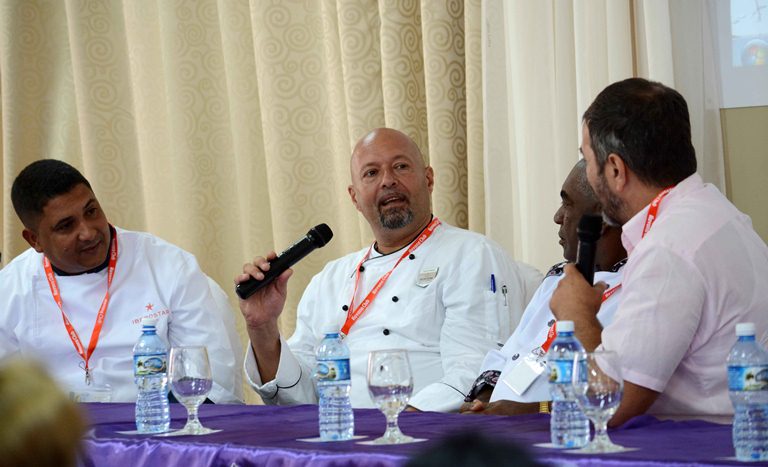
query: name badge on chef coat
501 346 547 396
416 268 439 288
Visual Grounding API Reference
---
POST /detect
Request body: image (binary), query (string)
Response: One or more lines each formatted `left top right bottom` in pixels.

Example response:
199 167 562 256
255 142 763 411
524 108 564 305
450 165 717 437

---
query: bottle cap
141 317 158 327
735 322 756 336
322 325 341 336
557 320 574 332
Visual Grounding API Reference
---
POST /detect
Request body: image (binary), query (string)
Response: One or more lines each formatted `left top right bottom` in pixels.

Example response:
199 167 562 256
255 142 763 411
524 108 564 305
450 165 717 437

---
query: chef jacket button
342 305 348 311
383 329 390 336
359 265 365 272
392 296 399 302
409 254 415 260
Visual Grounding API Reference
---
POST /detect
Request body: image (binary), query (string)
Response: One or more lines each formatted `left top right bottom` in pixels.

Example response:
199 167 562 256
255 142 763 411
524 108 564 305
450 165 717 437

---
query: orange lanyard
340 217 441 337
541 321 559 353
599 186 674 299
43 233 118 385
641 186 673 238
542 186 674 351
601 283 621 301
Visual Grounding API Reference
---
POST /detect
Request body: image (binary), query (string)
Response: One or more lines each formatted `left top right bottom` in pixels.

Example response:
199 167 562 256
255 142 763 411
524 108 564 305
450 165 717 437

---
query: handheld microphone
235 224 333 300
574 214 602 285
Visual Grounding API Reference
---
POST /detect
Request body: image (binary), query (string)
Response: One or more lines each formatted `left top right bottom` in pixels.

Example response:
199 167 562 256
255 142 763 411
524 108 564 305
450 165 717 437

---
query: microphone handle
575 240 597 285
235 236 317 300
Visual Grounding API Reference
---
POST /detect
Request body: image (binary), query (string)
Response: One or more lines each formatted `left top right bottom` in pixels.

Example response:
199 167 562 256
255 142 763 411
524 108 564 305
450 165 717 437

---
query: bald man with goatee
237 128 542 412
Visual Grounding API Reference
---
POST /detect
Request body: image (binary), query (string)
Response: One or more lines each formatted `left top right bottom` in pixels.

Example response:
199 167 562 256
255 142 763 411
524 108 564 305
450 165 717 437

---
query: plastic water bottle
547 320 589 448
728 322 768 461
133 318 170 433
315 332 354 441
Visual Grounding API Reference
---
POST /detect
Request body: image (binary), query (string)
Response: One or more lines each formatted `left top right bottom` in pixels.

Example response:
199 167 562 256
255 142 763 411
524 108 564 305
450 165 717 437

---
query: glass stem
186 405 200 427
593 417 610 446
384 412 401 436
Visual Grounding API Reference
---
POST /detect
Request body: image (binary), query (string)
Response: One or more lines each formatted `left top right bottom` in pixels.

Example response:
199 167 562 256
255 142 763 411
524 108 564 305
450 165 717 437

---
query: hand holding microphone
550 215 606 333
236 224 334 300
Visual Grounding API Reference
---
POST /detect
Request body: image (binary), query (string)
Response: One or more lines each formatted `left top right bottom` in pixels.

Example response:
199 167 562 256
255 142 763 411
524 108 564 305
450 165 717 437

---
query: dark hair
406 432 544 467
583 77 696 187
11 160 92 229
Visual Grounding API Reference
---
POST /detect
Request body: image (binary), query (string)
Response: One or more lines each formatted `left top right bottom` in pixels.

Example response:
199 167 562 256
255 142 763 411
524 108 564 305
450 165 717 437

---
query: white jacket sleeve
243 273 326 405
243 335 317 404
205 277 245 403
166 252 242 404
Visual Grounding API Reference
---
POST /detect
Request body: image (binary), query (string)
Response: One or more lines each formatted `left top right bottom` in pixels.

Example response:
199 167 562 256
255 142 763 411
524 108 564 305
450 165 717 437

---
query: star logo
145 303 154 311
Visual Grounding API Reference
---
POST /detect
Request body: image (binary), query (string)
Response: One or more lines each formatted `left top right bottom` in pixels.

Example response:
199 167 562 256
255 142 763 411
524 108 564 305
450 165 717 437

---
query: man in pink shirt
551 78 768 426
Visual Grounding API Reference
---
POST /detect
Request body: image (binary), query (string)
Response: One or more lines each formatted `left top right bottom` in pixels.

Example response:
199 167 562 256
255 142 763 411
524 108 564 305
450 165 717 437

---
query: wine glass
571 350 626 453
169 346 215 435
367 349 414 444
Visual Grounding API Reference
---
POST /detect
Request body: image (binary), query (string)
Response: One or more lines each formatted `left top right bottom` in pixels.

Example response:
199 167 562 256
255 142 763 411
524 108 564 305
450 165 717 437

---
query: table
81 403 744 466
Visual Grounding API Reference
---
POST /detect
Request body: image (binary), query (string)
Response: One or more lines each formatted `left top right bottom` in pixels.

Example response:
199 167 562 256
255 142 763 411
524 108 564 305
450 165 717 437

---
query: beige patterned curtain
0 0 482 400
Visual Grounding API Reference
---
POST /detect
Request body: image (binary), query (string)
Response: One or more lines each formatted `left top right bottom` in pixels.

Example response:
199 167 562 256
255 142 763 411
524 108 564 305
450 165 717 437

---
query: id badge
69 384 113 403
416 268 439 288
501 353 547 396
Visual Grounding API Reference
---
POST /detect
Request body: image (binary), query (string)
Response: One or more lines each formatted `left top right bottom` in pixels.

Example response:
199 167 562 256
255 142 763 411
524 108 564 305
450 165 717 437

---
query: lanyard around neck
340 217 441 337
43 232 118 385
641 186 674 238
600 186 674 301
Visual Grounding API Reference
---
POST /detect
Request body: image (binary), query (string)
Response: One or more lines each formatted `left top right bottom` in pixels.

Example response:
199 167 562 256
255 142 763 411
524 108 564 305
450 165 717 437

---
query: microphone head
576 214 603 243
307 223 333 248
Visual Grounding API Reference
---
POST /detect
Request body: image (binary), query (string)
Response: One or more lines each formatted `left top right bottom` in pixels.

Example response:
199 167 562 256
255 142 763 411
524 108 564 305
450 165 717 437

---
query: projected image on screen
731 0 768 67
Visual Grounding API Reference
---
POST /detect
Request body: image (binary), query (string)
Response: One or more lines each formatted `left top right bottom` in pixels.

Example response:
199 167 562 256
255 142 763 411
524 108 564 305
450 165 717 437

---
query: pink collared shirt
601 173 768 416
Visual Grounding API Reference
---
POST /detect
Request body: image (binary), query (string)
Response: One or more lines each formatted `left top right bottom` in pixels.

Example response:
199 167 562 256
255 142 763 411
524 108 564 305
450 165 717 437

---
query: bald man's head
350 128 426 177
347 128 434 248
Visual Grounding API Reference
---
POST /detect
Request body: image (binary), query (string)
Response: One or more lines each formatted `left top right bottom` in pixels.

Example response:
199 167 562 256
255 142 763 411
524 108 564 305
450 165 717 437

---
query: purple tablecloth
80 403 745 466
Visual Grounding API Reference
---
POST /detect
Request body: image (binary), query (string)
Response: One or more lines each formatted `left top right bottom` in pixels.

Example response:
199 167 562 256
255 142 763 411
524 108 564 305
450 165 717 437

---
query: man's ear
347 185 362 212
425 166 434 193
22 228 43 253
604 153 628 192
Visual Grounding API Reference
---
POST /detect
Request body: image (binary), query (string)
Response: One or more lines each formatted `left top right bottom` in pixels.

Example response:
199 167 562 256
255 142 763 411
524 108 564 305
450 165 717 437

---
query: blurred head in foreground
406 432 544 467
0 359 86 467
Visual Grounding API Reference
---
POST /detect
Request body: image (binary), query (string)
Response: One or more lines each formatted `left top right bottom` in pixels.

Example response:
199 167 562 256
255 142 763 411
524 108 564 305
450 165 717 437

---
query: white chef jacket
601 173 768 416
245 222 542 412
482 261 625 403
0 227 243 404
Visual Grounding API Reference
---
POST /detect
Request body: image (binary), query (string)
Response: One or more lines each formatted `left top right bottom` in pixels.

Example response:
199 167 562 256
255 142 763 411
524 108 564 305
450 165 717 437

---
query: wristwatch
464 370 500 402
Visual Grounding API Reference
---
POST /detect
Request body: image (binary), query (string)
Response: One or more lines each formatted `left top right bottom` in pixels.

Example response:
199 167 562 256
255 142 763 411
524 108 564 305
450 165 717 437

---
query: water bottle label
316 358 351 382
728 365 768 391
134 353 167 376
549 359 575 384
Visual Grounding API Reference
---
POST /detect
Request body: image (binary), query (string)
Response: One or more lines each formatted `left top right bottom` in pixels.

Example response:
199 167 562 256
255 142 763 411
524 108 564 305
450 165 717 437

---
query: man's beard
594 175 625 227
379 206 414 230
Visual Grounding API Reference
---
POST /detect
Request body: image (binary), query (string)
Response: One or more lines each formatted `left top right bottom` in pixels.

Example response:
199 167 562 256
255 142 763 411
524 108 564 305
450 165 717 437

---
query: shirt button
342 305 348 311
359 265 365 272
383 329 390 336
392 296 399 302
408 254 415 260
